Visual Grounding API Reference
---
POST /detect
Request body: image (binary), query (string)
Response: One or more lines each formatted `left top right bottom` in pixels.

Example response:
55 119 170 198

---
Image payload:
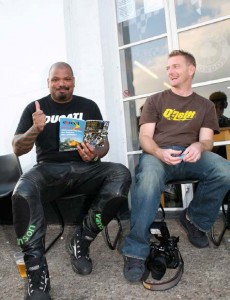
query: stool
162 180 229 247
45 193 123 253
45 200 64 253
103 216 122 250
210 193 230 246
161 179 198 208
44 193 88 253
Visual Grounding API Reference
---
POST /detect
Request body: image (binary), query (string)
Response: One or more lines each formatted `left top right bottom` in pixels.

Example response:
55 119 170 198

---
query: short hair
49 62 74 76
168 50 196 67
209 91 227 103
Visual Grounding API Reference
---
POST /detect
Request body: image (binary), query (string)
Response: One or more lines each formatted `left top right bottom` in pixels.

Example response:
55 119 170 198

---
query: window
117 0 166 46
179 20 230 83
175 0 230 29
115 0 230 209
120 38 169 98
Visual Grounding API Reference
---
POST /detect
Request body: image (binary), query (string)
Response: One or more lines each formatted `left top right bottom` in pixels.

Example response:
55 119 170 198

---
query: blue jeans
122 149 230 260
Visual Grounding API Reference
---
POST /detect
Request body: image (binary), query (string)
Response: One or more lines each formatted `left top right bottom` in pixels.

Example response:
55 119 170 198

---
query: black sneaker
123 256 146 282
180 209 209 248
68 225 94 275
25 256 51 300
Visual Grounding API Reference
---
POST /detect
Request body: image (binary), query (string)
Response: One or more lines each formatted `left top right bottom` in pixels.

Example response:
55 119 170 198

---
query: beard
55 90 72 102
51 88 73 103
58 93 67 100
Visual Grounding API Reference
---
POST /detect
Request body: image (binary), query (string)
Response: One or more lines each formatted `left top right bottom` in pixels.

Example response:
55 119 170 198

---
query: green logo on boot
95 213 104 230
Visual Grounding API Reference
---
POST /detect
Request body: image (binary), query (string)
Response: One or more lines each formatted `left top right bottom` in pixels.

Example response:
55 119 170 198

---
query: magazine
59 118 109 152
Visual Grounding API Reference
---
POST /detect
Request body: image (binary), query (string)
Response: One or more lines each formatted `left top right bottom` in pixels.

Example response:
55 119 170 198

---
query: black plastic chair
0 153 22 198
0 153 22 224
0 153 63 251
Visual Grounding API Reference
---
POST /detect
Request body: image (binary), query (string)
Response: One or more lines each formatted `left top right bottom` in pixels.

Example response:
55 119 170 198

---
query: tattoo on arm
12 128 39 156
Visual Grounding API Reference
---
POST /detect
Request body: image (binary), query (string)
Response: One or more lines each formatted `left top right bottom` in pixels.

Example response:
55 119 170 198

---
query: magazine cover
84 120 109 147
59 117 86 151
59 118 109 151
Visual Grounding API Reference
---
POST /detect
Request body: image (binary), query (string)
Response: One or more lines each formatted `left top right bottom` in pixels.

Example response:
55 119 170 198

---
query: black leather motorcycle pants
12 161 131 257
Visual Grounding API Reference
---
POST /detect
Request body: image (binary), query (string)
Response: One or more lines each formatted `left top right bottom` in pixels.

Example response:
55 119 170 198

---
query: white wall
63 0 128 165
0 0 67 171
0 0 128 171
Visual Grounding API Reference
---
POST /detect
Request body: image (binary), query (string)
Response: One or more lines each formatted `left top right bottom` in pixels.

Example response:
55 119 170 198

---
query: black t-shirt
15 95 103 162
213 115 230 158
218 115 230 128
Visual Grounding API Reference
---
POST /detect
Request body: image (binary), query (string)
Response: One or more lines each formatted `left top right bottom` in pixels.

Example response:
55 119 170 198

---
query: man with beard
12 62 131 299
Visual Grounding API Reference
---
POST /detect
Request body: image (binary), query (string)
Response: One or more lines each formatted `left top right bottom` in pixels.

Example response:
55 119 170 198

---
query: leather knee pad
12 193 45 257
12 193 30 238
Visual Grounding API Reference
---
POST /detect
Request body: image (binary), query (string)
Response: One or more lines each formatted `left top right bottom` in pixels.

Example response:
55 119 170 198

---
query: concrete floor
0 217 229 300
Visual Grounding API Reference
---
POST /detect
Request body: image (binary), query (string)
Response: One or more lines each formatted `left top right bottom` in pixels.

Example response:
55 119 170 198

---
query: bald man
12 62 131 300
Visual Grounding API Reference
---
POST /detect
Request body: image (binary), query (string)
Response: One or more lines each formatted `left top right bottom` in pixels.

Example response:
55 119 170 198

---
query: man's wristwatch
92 156 99 162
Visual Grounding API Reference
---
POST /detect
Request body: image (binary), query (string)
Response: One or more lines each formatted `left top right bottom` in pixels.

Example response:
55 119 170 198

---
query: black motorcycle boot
69 220 97 275
25 255 51 300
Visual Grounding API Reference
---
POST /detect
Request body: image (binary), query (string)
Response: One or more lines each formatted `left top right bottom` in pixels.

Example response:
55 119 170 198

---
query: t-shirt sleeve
14 102 35 135
92 101 103 120
139 95 159 125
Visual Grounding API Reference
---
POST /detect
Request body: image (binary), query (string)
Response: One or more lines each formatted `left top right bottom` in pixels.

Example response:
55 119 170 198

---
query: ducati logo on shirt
45 112 83 124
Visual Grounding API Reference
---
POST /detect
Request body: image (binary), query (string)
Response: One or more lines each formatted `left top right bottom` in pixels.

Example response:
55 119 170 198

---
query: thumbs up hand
32 101 46 133
35 100 41 112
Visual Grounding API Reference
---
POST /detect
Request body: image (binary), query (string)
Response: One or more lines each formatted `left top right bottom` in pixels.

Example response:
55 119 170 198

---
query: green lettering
17 224 36 245
95 213 104 230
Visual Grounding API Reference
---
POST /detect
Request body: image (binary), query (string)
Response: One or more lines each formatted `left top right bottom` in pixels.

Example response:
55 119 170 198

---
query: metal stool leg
103 217 122 250
103 204 165 250
159 203 165 221
210 198 230 246
45 201 65 253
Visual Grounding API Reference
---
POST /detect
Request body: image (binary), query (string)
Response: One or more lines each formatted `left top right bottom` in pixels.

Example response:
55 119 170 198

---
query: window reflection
179 20 230 83
193 82 230 117
116 0 166 46
120 38 169 97
175 0 230 29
